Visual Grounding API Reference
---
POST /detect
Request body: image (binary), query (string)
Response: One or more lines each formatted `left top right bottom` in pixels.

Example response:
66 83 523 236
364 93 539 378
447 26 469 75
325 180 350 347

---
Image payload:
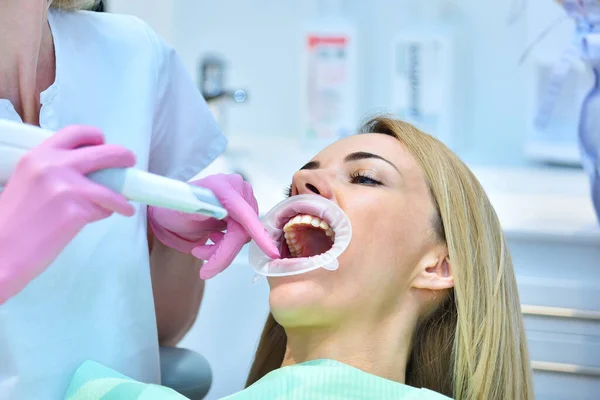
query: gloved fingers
209 183 258 232
197 240 245 280
190 233 224 257
182 214 227 232
63 193 114 224
223 173 245 192
77 177 136 217
176 211 228 226
150 207 227 237
190 244 216 261
148 216 205 254
192 223 248 279
244 220 279 260
68 144 136 174
150 208 209 226
227 175 256 212
242 181 259 212
211 183 280 259
207 231 225 244
189 174 279 258
40 125 105 150
84 201 115 223
231 177 275 257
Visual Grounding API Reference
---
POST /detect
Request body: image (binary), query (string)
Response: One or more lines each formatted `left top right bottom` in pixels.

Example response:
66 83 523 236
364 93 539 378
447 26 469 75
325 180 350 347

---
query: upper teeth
282 214 334 258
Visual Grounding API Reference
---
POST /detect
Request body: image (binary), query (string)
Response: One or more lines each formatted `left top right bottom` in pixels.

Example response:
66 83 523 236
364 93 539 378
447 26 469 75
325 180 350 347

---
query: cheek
340 204 425 285
344 205 407 261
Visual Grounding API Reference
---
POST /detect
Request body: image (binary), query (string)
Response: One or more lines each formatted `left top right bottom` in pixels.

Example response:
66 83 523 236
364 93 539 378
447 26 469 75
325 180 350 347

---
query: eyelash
283 172 382 198
349 171 382 186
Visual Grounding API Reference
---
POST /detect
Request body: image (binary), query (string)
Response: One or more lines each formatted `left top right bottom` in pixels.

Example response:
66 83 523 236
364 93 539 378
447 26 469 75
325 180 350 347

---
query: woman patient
66 116 534 399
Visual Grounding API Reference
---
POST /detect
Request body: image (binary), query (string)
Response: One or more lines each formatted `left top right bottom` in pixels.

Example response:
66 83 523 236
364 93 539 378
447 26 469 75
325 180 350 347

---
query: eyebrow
344 152 399 172
300 161 320 170
299 152 400 173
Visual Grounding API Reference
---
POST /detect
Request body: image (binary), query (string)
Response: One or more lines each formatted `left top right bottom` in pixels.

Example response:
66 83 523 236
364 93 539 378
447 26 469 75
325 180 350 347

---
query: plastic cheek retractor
249 194 352 277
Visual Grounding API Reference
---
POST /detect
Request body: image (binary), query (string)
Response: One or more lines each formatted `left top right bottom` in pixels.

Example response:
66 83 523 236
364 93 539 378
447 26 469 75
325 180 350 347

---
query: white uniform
0 9 226 400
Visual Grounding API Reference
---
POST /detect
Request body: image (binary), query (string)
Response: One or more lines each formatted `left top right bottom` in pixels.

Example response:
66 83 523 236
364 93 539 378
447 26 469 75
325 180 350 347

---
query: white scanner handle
0 120 228 220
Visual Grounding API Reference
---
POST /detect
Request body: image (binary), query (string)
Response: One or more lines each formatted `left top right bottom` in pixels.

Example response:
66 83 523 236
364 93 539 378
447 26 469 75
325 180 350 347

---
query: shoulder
49 9 170 65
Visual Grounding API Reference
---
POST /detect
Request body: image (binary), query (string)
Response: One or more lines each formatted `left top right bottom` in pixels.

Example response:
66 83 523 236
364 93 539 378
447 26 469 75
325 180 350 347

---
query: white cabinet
475 166 600 399
509 235 600 399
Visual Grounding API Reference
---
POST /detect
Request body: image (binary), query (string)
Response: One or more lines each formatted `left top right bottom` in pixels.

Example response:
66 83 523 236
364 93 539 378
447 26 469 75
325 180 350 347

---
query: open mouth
248 194 352 277
280 214 335 259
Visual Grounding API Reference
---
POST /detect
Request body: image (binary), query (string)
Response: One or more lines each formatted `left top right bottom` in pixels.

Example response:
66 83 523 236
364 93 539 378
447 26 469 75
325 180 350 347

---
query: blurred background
102 1 600 399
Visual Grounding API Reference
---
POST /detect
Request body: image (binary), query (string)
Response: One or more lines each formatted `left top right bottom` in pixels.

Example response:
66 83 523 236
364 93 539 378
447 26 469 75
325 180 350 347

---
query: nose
291 169 335 200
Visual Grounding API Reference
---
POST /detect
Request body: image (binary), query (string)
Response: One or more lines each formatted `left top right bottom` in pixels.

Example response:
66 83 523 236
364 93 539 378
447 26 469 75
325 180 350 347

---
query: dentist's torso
0 9 224 399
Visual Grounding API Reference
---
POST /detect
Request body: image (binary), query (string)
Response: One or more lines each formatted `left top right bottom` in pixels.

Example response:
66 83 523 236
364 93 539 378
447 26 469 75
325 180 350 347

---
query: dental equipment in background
0 120 228 220
534 0 600 224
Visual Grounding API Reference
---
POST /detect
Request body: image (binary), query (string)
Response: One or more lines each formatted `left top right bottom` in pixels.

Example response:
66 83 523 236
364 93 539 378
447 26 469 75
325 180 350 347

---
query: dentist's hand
148 173 280 279
0 125 136 304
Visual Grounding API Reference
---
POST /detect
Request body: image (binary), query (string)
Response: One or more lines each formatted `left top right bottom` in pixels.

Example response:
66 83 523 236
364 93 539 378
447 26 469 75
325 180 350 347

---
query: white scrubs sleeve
145 27 227 181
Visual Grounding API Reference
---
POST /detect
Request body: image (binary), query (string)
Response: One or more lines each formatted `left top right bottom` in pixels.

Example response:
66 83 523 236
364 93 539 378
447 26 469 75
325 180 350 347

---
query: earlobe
412 256 454 291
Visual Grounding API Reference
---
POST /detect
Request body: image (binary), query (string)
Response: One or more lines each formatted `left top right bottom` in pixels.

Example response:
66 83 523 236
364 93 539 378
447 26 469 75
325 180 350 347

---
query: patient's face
268 134 442 327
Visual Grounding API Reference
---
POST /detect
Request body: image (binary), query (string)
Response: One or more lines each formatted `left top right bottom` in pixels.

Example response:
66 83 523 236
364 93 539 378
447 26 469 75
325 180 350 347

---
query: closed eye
284 174 381 197
350 172 382 186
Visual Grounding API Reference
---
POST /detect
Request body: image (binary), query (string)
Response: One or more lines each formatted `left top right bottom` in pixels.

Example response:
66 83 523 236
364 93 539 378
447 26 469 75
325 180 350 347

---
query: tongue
289 226 333 258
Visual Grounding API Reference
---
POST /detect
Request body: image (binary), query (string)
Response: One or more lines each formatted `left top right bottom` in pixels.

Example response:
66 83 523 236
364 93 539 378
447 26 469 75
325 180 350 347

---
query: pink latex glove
0 125 136 304
148 173 280 279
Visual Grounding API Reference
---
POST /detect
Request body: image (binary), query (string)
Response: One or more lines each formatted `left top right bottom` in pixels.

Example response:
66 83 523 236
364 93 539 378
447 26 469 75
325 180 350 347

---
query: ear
412 252 454 291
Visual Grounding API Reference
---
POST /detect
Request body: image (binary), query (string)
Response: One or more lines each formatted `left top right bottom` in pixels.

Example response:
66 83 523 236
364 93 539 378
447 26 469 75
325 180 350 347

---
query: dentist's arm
149 226 205 346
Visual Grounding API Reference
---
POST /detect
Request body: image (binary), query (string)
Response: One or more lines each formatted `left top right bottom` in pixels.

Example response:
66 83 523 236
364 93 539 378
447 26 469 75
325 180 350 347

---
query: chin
267 270 335 327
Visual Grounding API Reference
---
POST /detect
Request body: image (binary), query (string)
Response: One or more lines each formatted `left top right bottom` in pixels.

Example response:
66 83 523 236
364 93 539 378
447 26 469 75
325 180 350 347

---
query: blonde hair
49 0 98 10
246 116 534 399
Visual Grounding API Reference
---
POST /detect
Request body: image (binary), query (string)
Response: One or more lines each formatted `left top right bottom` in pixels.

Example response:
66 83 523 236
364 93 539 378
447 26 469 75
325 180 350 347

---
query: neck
281 310 418 383
0 3 55 125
